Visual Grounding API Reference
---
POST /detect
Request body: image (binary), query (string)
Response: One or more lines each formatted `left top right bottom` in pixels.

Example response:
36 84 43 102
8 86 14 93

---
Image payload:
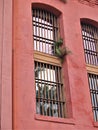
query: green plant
54 38 71 63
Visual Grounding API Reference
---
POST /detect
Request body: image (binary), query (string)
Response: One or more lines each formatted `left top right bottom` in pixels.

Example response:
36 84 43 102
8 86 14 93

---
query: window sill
34 51 61 66
35 114 75 125
86 64 98 75
93 122 98 127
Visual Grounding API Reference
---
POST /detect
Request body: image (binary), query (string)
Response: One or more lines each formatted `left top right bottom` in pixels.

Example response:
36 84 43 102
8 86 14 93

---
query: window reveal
32 8 66 118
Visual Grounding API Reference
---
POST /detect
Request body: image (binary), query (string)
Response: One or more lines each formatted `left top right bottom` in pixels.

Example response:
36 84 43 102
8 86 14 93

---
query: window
35 61 65 117
81 22 98 121
88 73 98 121
81 23 98 65
33 8 58 55
32 8 65 118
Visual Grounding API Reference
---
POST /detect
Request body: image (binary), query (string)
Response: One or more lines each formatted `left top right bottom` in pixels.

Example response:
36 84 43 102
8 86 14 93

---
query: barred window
81 22 98 122
32 8 66 118
33 9 58 55
88 74 98 121
81 23 98 65
35 61 65 117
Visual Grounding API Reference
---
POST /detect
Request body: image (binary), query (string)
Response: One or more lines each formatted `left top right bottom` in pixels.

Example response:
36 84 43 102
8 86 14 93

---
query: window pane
81 23 98 65
35 61 65 118
32 9 58 55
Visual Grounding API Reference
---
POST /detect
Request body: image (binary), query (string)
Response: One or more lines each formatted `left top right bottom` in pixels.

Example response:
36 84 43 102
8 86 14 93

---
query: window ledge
93 122 98 127
35 114 75 125
34 51 61 66
86 64 98 75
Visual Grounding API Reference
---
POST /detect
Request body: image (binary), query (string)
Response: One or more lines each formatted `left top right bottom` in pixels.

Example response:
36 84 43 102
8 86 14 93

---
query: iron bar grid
88 73 98 121
35 61 65 118
81 23 98 65
32 9 58 55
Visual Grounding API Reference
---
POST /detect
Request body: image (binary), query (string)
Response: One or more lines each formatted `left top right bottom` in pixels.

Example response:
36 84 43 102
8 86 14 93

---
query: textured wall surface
13 0 98 130
0 0 12 130
76 0 98 6
1 0 98 130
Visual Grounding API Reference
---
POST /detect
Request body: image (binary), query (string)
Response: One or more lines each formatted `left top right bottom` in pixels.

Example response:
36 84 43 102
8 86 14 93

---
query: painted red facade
0 0 98 130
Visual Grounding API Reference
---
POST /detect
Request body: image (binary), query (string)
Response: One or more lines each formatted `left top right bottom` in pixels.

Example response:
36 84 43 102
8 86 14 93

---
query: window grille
35 61 65 118
88 73 98 121
81 23 98 65
32 9 58 55
81 22 98 122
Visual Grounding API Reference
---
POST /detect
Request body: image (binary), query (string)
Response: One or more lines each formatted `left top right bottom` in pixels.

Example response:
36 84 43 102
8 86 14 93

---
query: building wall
0 0 12 130
0 0 98 130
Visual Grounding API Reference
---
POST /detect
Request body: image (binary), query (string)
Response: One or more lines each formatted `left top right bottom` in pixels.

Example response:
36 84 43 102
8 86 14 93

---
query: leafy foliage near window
55 38 71 63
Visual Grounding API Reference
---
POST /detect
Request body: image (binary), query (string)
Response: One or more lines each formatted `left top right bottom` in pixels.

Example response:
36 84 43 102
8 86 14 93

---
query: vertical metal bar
84 24 88 63
54 67 57 117
35 9 37 51
44 64 47 116
48 12 51 54
45 11 47 53
49 65 53 116
59 67 63 117
94 28 98 65
46 64 49 116
40 10 42 52
34 10 37 50
89 25 93 64
42 10 45 53
33 9 36 50
57 67 61 117
51 65 54 116
55 66 59 117
36 61 40 114
41 63 45 115
87 24 91 64
93 75 97 121
51 13 54 54
60 68 64 118
92 26 95 65
39 62 41 114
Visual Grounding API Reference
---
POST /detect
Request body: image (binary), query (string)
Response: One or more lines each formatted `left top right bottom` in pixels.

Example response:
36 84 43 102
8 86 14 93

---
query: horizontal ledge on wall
93 122 98 127
34 114 75 125
34 51 61 67
86 64 98 75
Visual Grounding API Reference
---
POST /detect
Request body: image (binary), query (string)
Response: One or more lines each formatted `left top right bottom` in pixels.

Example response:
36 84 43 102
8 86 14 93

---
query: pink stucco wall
0 0 12 129
0 0 98 130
